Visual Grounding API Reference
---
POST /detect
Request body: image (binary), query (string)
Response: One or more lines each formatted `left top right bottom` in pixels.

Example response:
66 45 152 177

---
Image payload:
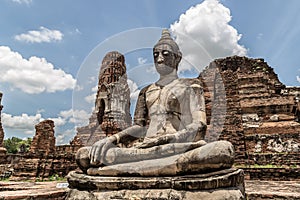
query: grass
35 174 67 182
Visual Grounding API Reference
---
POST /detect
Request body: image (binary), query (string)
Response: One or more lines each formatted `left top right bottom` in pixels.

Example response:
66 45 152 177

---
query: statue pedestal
66 168 245 200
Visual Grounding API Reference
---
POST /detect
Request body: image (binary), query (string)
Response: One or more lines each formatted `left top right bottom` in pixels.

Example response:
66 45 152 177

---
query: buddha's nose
157 54 164 64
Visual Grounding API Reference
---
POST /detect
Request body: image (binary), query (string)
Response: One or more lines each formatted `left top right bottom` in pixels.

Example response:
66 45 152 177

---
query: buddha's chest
145 84 185 115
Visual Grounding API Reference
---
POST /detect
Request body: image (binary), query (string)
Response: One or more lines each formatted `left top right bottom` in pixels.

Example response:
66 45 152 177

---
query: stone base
66 168 245 200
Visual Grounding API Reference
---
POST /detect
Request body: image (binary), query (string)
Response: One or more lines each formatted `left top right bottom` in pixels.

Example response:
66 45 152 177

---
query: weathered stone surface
29 120 56 155
199 56 300 180
86 140 234 177
67 188 244 200
0 93 6 155
67 168 245 200
1 180 298 200
68 168 244 190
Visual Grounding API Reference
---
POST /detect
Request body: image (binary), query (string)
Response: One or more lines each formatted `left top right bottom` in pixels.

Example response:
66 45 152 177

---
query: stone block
66 168 245 200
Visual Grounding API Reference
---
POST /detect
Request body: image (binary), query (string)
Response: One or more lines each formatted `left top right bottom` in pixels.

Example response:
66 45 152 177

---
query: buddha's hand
138 134 174 149
89 136 117 165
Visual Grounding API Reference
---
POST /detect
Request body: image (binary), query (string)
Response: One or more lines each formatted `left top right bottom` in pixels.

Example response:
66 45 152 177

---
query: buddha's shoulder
138 84 155 97
175 78 202 88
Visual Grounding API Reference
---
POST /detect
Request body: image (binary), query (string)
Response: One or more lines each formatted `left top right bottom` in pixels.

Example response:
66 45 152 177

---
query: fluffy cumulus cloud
2 113 43 133
58 109 90 126
170 0 247 72
2 109 90 139
15 26 63 43
0 46 76 94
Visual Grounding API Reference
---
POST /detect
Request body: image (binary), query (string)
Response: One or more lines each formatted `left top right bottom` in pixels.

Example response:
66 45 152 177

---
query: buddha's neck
156 73 178 87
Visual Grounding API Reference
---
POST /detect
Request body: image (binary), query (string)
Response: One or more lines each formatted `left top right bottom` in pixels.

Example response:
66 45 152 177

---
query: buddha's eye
153 52 159 58
162 50 169 56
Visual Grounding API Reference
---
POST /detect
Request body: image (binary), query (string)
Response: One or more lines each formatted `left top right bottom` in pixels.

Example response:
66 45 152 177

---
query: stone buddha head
153 29 182 76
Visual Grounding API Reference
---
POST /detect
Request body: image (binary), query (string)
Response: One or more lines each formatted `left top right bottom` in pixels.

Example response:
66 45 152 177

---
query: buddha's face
153 44 178 76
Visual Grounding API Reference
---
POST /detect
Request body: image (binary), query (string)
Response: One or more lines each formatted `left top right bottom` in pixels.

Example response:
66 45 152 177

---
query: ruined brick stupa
29 119 56 155
73 51 132 146
0 93 6 155
199 56 300 172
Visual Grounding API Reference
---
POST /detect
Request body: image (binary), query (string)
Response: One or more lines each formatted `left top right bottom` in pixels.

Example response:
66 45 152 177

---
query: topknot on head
154 29 182 58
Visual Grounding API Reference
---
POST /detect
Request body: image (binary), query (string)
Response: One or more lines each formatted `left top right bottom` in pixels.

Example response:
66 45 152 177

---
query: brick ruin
29 120 56 155
0 93 6 155
73 51 132 146
0 120 78 181
199 56 300 180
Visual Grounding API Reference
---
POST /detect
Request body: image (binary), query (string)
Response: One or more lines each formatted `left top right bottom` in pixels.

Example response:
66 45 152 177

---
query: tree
4 137 32 154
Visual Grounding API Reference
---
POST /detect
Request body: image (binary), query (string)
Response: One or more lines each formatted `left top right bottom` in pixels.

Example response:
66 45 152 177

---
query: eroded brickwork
29 120 56 155
0 93 6 155
199 56 300 170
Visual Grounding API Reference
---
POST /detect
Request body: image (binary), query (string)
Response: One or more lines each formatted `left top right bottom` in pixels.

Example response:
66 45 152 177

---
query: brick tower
73 51 132 146
0 93 6 155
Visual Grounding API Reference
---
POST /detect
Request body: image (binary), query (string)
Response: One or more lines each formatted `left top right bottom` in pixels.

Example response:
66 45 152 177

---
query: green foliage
4 137 32 154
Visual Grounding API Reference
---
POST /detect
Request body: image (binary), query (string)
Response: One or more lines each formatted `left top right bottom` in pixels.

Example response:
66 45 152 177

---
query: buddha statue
75 29 234 176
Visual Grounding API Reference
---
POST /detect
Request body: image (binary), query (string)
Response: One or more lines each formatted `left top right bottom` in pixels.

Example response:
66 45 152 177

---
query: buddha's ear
175 51 182 66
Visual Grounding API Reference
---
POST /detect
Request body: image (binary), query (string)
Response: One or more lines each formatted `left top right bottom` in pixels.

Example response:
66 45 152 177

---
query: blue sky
1 0 300 144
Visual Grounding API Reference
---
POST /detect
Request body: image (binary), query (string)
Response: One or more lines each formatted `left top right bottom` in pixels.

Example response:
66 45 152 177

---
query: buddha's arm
114 125 147 144
176 85 206 143
174 84 207 142
174 111 206 143
90 125 147 165
90 86 149 164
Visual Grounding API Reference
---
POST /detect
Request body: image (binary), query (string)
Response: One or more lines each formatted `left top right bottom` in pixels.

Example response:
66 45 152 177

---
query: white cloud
297 76 300 83
2 108 89 139
1 112 68 135
11 0 32 4
59 109 90 126
138 57 147 65
15 26 63 43
127 79 140 101
2 113 43 131
170 0 247 72
0 46 76 94
48 117 66 127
